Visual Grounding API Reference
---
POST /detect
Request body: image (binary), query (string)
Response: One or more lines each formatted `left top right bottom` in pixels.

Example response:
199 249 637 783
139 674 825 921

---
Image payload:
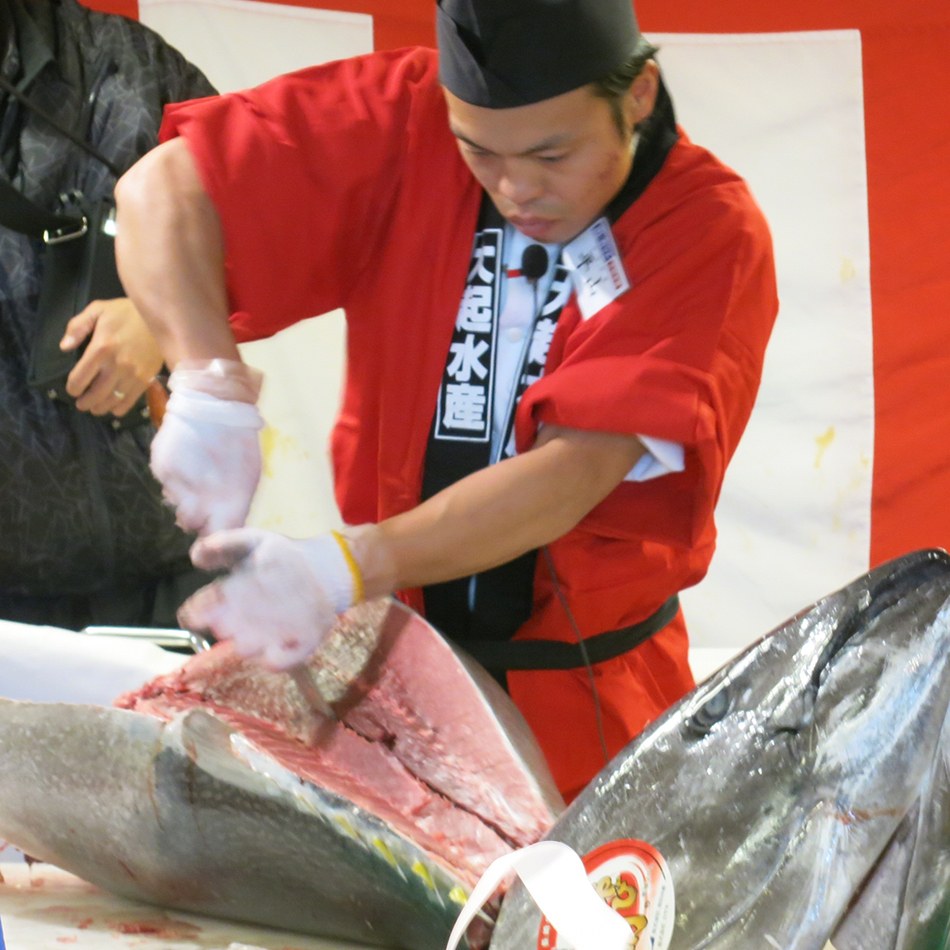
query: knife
288 662 338 723
91 627 339 732
80 625 214 654
132 621 339 727
177 545 341 726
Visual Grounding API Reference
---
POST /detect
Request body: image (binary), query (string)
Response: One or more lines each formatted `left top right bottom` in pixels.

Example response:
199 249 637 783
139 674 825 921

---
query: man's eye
537 153 566 164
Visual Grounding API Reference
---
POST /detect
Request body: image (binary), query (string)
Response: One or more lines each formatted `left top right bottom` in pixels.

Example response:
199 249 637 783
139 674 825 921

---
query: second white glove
151 369 265 536
180 528 359 669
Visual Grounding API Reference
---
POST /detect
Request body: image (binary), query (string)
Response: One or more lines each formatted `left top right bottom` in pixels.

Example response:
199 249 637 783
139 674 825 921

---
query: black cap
437 0 642 109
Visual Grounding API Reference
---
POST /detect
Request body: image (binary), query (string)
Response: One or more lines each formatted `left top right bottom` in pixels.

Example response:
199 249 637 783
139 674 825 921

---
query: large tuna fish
0 598 563 950
490 548 950 949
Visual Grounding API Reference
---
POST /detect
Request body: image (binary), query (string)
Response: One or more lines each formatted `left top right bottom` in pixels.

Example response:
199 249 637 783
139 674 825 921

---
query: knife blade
175 545 340 726
288 663 337 722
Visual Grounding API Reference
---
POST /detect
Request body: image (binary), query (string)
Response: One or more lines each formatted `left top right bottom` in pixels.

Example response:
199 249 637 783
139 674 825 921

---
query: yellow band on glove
330 530 365 605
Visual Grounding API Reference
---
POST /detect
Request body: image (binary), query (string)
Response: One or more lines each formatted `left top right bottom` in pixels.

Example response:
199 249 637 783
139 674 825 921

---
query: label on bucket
537 839 675 950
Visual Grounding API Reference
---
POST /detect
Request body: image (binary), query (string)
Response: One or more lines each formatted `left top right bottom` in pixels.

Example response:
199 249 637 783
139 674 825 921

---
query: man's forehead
444 86 600 154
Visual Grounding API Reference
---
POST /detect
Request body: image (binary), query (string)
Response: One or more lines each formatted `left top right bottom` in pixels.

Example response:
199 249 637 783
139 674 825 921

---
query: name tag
563 217 630 320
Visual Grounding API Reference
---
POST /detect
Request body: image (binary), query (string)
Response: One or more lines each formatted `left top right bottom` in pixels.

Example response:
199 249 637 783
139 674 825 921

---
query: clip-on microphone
520 243 549 284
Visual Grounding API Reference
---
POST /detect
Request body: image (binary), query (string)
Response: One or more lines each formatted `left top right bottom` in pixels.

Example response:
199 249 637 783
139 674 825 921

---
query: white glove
150 360 264 536
179 528 360 669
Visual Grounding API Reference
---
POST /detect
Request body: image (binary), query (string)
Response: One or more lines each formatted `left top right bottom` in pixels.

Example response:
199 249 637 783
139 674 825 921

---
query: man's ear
626 60 660 129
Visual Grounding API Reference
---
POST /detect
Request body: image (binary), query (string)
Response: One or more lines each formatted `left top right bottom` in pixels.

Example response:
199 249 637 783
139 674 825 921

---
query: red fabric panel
80 0 137 17
79 0 434 48
860 27 950 567
635 0 947 32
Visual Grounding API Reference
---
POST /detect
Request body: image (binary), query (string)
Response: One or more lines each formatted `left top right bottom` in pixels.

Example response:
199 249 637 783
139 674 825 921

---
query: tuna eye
685 686 731 737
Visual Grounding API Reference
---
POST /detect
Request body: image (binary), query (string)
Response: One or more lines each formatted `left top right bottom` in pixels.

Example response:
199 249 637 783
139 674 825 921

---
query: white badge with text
563 217 630 320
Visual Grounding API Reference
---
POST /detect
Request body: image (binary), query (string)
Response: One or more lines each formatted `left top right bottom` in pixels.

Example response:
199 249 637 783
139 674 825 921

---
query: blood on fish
111 917 201 938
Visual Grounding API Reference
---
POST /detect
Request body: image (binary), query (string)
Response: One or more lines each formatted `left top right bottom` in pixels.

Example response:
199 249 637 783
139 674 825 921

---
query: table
0 862 375 950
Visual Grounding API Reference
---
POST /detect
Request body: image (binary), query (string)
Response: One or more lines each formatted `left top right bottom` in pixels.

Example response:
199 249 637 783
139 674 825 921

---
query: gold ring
113 389 125 400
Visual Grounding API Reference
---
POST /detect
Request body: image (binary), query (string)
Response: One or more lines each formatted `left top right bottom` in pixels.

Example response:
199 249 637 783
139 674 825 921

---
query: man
0 0 216 628
115 0 778 799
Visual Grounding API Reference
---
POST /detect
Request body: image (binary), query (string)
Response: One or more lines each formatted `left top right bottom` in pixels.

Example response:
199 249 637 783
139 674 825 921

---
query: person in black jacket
0 0 217 629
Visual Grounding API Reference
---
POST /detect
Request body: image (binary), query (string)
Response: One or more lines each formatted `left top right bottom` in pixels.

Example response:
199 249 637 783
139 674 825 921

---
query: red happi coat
161 47 778 800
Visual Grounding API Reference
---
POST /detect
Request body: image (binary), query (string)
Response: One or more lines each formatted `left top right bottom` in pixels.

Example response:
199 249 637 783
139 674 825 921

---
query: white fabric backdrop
137 7 875 654
656 31 873 648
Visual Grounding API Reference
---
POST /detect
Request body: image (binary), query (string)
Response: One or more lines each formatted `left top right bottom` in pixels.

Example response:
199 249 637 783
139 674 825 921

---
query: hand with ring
61 297 163 417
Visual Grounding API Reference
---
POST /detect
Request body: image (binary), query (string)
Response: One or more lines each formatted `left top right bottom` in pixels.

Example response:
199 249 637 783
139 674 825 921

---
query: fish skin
0 598 563 950
0 700 468 946
901 713 950 949
490 548 950 950
831 711 950 950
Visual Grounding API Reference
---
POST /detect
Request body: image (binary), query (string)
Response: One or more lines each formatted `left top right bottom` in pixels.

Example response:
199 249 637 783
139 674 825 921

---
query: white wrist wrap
302 533 355 614
171 358 263 402
166 389 264 429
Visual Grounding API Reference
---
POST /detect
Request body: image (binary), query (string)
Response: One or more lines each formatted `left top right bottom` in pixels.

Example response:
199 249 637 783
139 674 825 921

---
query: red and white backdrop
84 0 950 655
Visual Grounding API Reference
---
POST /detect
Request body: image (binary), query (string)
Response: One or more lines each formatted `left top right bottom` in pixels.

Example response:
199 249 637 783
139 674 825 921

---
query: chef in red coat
115 0 778 800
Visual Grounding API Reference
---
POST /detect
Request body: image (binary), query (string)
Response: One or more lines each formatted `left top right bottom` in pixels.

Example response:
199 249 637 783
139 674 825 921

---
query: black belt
458 595 680 672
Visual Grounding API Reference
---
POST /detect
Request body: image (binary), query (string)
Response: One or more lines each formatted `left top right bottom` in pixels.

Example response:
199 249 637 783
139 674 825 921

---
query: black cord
541 544 610 767
519 251 610 765
527 263 609 767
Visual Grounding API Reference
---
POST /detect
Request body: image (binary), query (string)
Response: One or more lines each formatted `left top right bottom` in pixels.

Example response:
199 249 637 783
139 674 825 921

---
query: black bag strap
0 174 85 238
0 69 121 238
0 73 122 177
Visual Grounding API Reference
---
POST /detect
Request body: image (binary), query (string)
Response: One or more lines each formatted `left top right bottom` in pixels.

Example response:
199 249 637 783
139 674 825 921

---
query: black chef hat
437 0 642 108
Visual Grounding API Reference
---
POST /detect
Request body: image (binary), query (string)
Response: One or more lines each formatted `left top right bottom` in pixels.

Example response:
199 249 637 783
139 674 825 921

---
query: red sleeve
158 47 442 342
515 144 779 548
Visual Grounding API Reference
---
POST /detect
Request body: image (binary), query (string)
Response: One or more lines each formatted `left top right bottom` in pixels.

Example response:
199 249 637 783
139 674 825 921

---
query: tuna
0 598 563 950
3 552 948 950
489 548 950 949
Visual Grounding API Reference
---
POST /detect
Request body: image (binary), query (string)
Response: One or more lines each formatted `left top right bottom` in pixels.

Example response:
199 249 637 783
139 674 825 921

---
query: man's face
444 77 649 245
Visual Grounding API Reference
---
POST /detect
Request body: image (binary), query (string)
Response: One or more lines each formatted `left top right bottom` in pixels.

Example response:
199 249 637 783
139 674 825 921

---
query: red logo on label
537 839 675 950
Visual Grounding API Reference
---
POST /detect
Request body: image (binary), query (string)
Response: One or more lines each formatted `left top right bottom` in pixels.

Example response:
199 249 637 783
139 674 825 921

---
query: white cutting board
0 863 374 949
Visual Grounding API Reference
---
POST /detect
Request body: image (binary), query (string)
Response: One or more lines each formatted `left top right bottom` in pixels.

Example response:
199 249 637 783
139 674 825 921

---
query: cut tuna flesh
116 598 564 887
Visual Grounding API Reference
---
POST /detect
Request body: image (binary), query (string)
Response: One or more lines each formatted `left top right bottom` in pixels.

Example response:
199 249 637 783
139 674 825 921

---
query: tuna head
0 598 564 950
490 548 950 949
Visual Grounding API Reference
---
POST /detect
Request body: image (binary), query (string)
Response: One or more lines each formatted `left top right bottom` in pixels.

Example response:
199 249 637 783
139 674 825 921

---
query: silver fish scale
489 548 950 950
